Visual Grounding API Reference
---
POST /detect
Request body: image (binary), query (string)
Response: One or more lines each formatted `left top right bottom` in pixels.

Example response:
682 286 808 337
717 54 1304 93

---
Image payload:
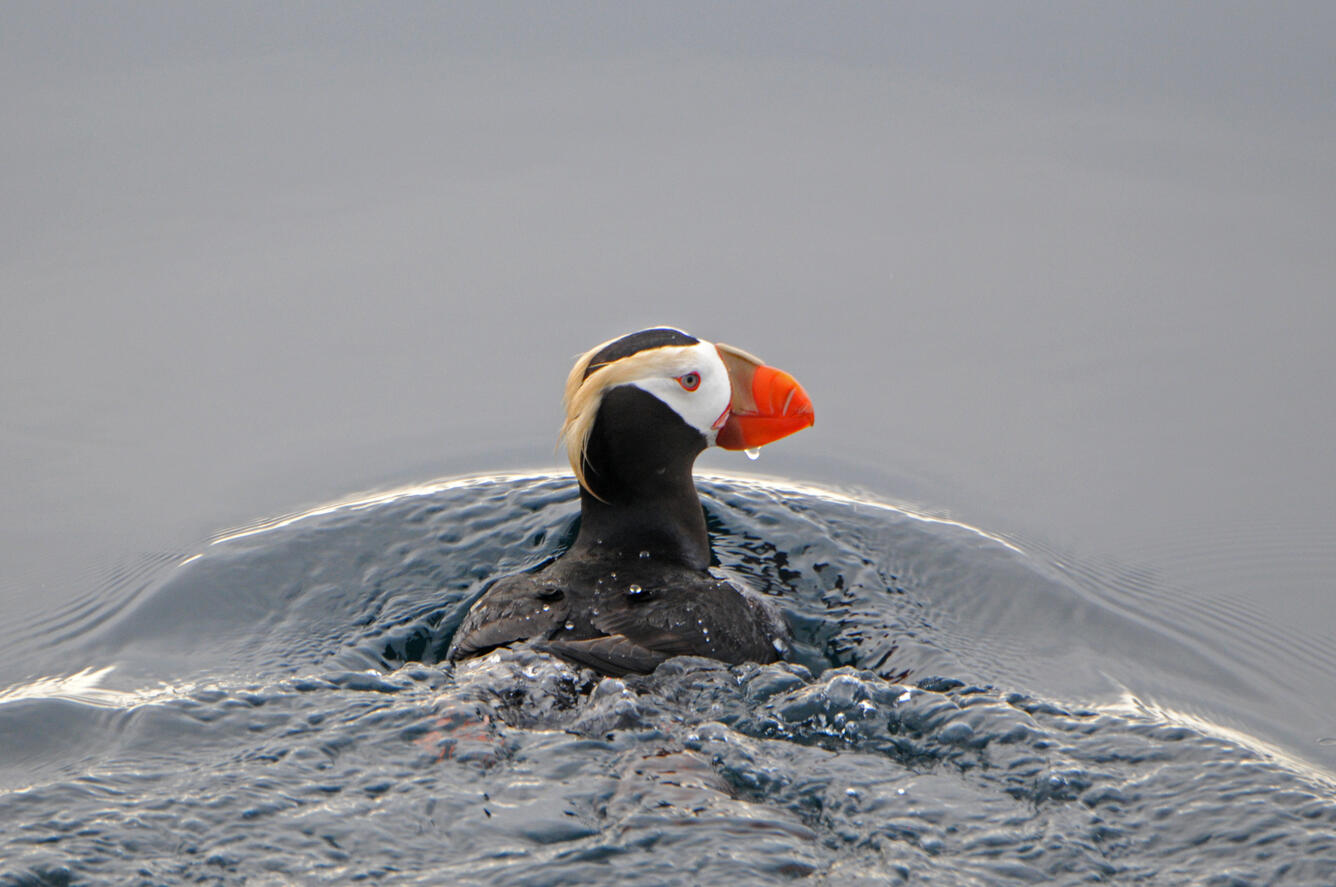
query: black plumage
447 329 809 676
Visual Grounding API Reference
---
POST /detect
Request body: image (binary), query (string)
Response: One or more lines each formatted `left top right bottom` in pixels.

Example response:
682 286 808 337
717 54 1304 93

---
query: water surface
2 474 1332 884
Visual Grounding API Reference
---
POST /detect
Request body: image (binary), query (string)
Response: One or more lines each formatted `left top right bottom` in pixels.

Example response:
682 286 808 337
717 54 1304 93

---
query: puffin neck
568 385 711 571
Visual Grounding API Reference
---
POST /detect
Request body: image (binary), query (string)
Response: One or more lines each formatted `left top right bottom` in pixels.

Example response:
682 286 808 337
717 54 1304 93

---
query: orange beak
713 343 815 451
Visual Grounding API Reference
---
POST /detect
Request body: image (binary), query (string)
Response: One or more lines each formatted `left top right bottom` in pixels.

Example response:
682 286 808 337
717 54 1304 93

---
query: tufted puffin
447 327 814 676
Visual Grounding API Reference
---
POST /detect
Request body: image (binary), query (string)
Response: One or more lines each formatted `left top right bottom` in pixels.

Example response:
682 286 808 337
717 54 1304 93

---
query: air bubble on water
638 550 650 559
541 604 551 612
564 621 575 631
627 584 643 596
744 447 761 461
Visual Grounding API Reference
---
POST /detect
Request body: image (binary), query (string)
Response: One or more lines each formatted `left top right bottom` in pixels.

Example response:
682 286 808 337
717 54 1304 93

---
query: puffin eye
677 372 701 392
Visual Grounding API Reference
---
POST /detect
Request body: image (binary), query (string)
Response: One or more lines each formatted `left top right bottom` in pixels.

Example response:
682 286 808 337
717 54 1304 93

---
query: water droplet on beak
744 447 761 461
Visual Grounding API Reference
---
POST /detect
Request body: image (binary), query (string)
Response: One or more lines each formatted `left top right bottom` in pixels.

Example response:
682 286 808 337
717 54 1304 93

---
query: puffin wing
536 636 668 677
589 577 782 666
447 574 566 661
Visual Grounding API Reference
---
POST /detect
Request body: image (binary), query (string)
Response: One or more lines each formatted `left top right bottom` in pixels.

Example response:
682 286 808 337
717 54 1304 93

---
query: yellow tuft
560 339 692 500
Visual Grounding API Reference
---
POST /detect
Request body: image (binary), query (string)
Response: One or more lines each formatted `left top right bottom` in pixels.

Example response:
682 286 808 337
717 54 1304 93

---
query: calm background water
2 3 1335 877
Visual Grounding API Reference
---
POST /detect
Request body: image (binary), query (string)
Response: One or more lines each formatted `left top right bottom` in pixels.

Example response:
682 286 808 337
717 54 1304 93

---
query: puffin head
561 327 814 498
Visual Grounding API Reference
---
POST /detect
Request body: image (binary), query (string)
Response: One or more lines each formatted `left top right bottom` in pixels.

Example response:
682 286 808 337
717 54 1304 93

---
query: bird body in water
447 327 813 676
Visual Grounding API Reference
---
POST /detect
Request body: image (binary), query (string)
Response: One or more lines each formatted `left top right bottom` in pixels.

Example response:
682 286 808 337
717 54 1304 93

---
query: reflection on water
2 474 1332 884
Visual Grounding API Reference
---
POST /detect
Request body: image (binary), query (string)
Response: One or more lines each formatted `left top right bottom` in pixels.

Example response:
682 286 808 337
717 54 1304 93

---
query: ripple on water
0 472 1333 885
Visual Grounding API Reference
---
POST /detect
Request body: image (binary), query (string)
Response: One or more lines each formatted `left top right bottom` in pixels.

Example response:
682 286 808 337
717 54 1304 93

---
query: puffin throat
570 385 712 570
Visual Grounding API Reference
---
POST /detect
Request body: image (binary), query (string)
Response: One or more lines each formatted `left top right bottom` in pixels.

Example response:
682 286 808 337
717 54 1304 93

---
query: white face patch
563 335 735 496
625 341 732 445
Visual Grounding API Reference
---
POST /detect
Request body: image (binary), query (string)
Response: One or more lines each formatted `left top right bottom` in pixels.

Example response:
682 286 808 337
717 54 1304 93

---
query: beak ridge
714 344 814 451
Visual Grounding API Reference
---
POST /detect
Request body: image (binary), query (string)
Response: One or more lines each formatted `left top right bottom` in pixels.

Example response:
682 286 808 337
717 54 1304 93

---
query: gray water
3 4 1335 883
2 475 1333 884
